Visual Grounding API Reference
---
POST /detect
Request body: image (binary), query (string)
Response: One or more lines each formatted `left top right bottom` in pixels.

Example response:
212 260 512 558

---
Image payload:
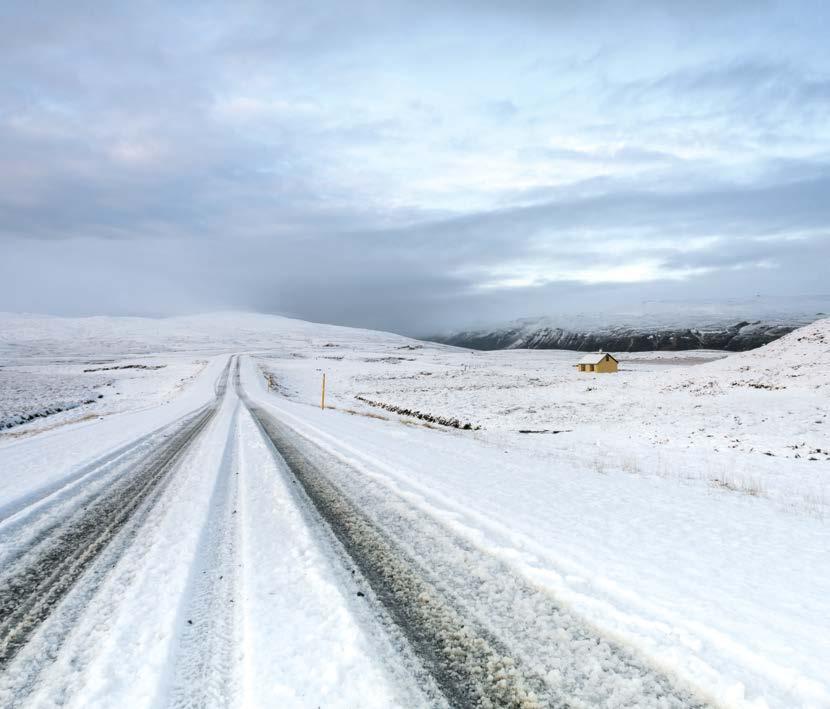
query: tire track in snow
0 356 230 529
0 407 214 670
0 418 194 527
236 370 448 708
168 397 241 709
0 360 231 680
241 393 711 708
0 408 213 581
243 399 544 708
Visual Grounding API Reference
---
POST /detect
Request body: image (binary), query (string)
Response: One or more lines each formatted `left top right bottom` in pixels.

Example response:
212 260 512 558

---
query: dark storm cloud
1 0 829 333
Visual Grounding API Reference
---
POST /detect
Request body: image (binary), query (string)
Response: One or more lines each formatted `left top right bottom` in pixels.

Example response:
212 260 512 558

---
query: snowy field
0 357 208 437
0 312 828 708
258 317 829 512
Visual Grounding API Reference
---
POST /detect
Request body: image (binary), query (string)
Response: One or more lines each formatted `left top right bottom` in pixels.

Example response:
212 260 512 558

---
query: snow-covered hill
692 315 829 385
0 311 419 358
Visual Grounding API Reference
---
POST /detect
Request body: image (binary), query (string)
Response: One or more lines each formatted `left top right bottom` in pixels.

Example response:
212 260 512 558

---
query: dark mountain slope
430 320 807 352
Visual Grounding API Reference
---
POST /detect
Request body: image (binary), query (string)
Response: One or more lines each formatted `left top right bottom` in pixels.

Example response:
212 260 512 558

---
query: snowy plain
0 311 828 708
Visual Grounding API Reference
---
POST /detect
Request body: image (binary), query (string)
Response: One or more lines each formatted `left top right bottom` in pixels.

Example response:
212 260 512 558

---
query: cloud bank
1 1 829 333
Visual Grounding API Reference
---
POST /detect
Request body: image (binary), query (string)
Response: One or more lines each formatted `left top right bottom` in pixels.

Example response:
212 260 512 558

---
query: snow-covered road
242 383 705 707
0 353 719 708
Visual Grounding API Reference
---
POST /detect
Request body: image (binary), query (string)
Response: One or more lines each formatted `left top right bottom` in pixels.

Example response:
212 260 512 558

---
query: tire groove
240 383 709 709
242 397 547 709
0 363 229 670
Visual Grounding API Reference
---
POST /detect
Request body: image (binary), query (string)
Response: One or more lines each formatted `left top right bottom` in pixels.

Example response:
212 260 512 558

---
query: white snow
239 343 830 708
0 354 227 518
0 356 209 436
0 357 428 707
1 311 828 708
234 405 427 707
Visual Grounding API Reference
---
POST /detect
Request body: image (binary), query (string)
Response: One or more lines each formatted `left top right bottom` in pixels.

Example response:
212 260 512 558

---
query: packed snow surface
0 311 828 708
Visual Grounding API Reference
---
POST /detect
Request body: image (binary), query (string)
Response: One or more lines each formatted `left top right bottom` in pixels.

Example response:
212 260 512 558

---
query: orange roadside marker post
321 372 326 410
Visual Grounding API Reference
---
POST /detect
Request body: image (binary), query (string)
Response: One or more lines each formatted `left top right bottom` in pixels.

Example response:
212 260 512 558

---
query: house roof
578 352 618 365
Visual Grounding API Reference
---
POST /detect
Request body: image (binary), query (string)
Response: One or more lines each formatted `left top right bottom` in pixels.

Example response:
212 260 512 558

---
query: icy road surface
0 355 713 708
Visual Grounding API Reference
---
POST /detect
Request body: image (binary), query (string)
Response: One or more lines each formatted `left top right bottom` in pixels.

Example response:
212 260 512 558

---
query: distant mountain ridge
429 319 819 352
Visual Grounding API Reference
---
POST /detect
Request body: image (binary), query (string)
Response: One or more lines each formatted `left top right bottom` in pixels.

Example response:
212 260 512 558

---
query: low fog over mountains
428 296 828 352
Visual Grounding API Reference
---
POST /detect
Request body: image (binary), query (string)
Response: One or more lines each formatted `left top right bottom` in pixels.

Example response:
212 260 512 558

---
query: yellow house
577 351 619 373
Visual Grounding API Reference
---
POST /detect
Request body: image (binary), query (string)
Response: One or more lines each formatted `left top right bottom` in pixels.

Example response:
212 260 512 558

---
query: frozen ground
0 357 209 437
0 312 828 708
258 318 829 511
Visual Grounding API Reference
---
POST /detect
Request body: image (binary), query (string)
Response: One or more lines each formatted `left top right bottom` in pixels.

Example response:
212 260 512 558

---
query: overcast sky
1 1 829 334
